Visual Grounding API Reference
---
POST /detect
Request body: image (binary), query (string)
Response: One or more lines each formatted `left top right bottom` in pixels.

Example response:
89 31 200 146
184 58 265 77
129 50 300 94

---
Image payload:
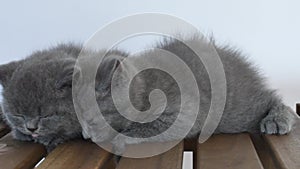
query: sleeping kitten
0 44 84 151
0 36 296 153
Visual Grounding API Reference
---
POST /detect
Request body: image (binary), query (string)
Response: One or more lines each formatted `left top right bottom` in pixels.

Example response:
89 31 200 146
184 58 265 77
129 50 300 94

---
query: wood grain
36 140 112 169
0 133 46 169
197 134 263 169
117 141 184 169
263 120 300 169
251 134 278 169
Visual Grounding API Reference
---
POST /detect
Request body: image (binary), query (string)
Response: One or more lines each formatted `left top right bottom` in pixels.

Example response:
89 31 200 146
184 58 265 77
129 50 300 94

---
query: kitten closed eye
13 114 25 118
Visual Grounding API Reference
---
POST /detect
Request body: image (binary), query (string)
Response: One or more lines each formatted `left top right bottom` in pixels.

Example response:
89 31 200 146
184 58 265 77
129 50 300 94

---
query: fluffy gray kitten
0 36 296 152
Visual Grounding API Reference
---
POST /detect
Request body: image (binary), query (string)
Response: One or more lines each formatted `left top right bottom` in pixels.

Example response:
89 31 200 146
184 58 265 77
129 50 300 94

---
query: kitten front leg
111 128 146 155
111 122 181 155
11 129 33 141
260 103 296 135
36 136 64 152
45 140 63 153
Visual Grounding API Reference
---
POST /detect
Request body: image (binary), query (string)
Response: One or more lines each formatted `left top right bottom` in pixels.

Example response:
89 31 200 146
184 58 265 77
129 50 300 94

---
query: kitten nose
26 119 39 132
27 127 38 132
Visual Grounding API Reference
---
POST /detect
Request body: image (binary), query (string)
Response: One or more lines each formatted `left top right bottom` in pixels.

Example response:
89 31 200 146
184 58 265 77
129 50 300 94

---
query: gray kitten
0 36 296 153
82 37 296 154
0 44 85 151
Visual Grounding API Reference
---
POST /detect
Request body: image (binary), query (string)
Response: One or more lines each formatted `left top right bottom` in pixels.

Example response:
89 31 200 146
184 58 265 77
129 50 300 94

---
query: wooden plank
101 158 117 169
262 119 300 169
0 122 10 138
184 139 197 169
197 134 263 169
0 133 46 169
117 141 184 169
36 140 113 169
251 134 278 169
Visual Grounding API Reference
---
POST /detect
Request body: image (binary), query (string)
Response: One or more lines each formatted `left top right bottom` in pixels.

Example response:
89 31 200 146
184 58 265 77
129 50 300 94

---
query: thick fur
0 36 296 152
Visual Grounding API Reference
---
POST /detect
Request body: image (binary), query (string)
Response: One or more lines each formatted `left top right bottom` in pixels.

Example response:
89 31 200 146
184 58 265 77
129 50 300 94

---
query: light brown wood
36 140 113 169
197 134 263 169
0 122 10 138
262 120 300 169
117 141 184 169
0 133 46 169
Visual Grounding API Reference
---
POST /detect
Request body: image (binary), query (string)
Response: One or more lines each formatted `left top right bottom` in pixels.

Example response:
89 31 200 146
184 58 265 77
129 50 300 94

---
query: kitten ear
0 61 23 88
96 55 124 91
55 59 81 90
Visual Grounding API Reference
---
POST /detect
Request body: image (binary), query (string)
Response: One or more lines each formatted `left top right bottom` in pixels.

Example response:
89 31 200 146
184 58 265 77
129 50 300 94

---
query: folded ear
96 55 124 92
0 61 23 88
55 58 81 90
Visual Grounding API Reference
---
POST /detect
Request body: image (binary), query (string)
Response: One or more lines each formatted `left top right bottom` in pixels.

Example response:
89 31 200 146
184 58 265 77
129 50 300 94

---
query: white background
1 1 299 168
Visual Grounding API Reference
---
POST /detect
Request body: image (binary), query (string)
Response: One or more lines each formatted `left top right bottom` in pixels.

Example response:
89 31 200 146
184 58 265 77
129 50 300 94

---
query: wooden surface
36 140 113 169
184 139 198 169
117 141 184 169
197 134 263 169
262 119 300 169
0 105 299 169
0 133 46 169
251 134 278 169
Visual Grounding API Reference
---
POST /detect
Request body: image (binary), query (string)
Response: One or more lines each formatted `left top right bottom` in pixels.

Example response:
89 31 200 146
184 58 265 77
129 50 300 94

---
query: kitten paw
113 155 122 164
39 137 64 153
111 134 144 155
260 110 295 135
112 145 125 156
111 136 126 155
12 129 33 141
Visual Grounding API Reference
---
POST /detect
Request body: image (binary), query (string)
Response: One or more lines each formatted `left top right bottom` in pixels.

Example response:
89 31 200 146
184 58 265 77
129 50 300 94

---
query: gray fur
0 44 83 151
104 37 296 153
0 36 296 153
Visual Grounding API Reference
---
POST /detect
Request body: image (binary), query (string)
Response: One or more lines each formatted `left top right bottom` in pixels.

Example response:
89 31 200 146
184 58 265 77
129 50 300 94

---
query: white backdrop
1 0 299 109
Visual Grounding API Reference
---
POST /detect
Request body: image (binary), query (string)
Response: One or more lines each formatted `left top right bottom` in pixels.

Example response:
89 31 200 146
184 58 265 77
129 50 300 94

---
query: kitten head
0 53 82 138
0 46 130 142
